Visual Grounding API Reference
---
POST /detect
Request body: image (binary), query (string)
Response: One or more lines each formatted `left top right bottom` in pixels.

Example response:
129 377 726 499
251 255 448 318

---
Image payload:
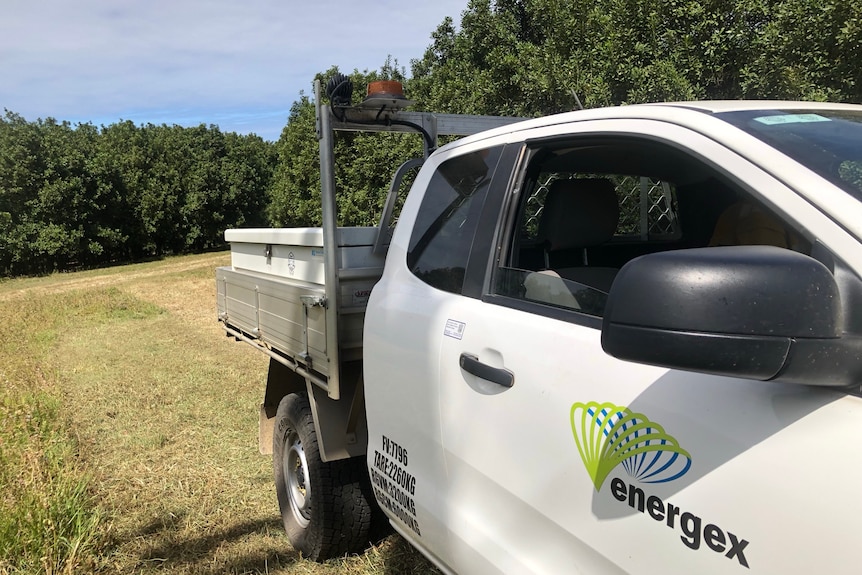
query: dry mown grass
0 253 439 574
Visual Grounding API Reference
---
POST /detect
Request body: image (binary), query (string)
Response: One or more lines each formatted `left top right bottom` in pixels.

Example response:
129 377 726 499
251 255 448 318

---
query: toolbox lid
224 227 378 247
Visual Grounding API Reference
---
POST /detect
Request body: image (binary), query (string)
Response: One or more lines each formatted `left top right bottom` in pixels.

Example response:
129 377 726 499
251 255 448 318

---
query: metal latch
299 295 326 368
300 295 326 308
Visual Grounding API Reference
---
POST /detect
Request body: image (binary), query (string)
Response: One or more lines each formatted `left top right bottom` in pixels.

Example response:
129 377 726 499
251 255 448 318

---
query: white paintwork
225 226 380 284
362 103 862 574
225 226 378 247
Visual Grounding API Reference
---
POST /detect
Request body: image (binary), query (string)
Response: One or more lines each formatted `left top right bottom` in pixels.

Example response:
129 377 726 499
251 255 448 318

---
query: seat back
536 178 620 292
537 178 620 253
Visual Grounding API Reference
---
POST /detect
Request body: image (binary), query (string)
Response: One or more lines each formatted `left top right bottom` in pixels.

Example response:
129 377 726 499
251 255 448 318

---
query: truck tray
217 227 384 389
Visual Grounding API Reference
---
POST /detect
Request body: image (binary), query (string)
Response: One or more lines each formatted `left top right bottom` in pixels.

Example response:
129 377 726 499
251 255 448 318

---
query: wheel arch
261 357 368 461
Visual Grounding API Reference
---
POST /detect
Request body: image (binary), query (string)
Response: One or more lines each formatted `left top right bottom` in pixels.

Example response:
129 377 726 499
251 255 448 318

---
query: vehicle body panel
220 99 862 574
365 105 862 573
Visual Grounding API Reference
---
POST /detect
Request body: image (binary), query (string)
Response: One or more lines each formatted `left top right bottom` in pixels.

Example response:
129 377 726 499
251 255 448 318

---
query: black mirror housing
601 246 862 387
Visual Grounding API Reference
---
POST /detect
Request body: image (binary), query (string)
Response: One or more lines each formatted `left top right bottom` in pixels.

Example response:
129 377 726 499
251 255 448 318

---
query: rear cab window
407 146 505 294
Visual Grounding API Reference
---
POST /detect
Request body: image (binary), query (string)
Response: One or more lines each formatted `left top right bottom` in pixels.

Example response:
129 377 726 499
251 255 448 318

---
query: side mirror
601 246 862 387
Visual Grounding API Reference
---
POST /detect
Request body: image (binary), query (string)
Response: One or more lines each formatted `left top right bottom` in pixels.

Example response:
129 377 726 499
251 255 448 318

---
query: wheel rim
283 429 312 528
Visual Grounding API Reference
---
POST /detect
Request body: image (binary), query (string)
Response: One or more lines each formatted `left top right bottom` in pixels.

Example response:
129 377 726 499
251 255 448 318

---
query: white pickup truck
217 76 862 574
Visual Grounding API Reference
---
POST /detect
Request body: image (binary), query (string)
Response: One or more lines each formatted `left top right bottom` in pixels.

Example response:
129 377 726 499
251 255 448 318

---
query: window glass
498 169 629 319
407 146 503 294
491 137 797 320
500 169 680 319
495 267 607 316
717 109 862 199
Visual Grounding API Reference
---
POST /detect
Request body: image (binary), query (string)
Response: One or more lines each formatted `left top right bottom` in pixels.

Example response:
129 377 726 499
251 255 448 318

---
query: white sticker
754 114 830 125
444 319 466 340
287 251 296 275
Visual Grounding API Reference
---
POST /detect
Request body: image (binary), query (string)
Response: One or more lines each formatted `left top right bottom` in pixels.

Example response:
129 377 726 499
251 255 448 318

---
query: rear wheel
272 393 373 560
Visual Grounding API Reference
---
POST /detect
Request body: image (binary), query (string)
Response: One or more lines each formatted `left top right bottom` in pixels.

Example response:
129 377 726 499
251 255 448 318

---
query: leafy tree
409 0 862 116
97 120 155 260
267 96 320 227
181 126 275 249
410 0 621 115
0 113 276 276
0 111 45 274
181 125 228 251
0 116 126 273
220 131 275 230
742 0 862 100
267 64 422 228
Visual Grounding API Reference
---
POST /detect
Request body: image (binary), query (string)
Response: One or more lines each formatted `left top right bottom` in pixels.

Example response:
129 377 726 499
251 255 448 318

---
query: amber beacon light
361 80 414 110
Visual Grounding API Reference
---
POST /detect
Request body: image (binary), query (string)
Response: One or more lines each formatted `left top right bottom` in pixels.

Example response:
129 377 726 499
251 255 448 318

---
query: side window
407 146 503 294
496 173 624 318
491 137 809 320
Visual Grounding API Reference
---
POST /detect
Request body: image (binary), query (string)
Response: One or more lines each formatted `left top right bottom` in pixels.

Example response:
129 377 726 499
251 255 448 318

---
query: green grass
0 253 439 574
0 389 98 575
0 287 155 574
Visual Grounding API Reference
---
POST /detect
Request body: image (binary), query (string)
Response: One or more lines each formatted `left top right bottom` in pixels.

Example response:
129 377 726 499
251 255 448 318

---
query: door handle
459 353 514 388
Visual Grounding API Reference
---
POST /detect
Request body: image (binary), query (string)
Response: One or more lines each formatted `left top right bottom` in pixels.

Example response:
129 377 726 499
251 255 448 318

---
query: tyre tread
272 393 373 561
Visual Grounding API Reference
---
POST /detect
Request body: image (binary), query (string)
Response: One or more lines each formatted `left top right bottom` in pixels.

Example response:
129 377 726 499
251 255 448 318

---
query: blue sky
1 0 468 141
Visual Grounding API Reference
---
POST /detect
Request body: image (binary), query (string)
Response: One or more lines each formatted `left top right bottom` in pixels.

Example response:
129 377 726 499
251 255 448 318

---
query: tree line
269 0 862 225
409 0 862 115
3 0 860 276
0 114 275 275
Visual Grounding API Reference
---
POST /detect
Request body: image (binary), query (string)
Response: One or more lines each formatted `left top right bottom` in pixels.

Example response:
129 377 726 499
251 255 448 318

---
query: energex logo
571 401 750 569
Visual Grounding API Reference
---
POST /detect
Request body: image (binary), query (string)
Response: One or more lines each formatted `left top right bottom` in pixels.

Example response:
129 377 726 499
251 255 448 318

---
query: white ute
217 74 862 574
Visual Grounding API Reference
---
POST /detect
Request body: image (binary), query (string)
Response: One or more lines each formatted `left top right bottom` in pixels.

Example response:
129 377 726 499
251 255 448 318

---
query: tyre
272 393 374 560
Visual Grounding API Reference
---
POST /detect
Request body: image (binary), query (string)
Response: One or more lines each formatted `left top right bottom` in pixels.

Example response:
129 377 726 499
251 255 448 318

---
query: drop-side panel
217 267 330 377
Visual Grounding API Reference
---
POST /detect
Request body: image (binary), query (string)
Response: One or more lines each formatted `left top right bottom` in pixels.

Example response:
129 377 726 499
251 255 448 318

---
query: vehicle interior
498 137 814 317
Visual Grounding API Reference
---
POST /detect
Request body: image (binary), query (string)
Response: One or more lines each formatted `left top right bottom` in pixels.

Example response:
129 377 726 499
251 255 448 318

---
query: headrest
537 178 620 251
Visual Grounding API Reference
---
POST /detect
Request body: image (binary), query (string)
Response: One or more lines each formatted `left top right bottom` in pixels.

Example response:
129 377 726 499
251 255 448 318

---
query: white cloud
0 0 466 139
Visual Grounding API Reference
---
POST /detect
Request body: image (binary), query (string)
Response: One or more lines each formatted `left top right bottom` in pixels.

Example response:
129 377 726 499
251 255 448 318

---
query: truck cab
219 84 862 573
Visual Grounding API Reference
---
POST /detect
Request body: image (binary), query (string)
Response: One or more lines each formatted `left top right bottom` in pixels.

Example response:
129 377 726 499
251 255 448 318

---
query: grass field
0 253 439 575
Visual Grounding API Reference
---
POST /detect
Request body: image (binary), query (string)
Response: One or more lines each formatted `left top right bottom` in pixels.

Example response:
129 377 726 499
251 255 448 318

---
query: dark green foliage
408 0 862 115
267 96 321 227
267 64 423 228
741 0 862 100
3 0 860 277
273 0 862 235
0 112 276 276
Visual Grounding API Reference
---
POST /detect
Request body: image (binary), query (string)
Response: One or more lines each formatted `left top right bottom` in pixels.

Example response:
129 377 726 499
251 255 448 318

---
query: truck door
363 143 516 570
432 124 862 574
